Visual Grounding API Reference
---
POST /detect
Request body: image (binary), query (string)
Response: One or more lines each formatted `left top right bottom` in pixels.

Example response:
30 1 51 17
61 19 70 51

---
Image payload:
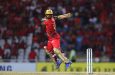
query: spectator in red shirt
0 47 4 60
4 40 10 49
28 49 37 62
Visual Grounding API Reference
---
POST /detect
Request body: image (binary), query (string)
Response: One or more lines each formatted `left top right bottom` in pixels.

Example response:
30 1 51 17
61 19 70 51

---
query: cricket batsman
42 9 72 70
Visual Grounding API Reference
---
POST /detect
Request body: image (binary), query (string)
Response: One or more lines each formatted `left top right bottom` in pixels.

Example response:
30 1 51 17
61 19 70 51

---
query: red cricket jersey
43 18 60 40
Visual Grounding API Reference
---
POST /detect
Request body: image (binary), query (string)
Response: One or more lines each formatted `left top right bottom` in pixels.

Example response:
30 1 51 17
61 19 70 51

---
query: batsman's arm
40 18 46 31
41 18 46 24
57 13 72 19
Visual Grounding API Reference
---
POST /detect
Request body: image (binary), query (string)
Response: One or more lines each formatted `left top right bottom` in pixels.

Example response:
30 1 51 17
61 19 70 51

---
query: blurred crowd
0 0 115 62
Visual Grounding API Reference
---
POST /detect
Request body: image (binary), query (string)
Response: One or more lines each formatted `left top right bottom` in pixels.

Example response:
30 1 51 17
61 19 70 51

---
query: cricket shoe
56 59 62 69
65 61 72 70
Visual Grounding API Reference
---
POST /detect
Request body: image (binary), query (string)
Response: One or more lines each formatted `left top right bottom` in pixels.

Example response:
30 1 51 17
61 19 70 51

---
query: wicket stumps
86 48 93 74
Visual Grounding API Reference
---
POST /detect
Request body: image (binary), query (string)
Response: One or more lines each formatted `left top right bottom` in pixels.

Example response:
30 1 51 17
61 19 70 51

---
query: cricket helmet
45 9 53 15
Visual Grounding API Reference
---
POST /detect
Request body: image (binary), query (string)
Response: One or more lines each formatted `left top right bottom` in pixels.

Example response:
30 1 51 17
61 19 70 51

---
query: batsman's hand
44 46 49 54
